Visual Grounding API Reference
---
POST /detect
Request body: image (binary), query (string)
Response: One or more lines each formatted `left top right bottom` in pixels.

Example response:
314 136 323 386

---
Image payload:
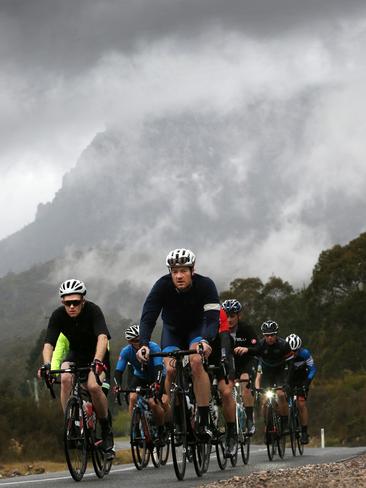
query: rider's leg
148 398 165 426
129 392 137 416
218 378 235 423
88 370 114 453
60 361 73 412
240 372 255 433
190 347 211 431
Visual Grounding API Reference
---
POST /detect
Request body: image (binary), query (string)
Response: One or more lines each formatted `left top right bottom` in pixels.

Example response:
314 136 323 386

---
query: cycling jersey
44 301 111 365
139 273 220 349
230 321 258 375
247 336 293 368
288 347 317 386
115 341 165 383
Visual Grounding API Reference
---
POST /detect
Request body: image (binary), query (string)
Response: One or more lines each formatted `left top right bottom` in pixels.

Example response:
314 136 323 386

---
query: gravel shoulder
200 453 366 488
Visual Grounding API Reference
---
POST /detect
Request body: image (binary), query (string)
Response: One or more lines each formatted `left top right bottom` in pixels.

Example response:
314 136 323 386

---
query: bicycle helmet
261 320 279 335
125 324 140 341
166 248 196 269
222 299 242 314
286 333 302 351
59 279 86 297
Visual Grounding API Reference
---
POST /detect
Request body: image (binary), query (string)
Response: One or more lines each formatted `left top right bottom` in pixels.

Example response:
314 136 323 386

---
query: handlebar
42 365 104 399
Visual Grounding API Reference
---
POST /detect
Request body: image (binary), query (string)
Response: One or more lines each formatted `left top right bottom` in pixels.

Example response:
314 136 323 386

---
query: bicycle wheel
64 397 88 481
160 438 170 466
150 446 161 468
289 408 297 456
276 414 286 459
214 406 227 470
295 410 304 455
193 439 211 476
91 444 106 478
265 405 276 461
240 435 250 464
170 389 187 480
130 408 148 470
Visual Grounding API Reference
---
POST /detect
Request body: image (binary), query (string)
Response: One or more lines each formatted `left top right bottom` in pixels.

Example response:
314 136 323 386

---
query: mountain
1 105 365 284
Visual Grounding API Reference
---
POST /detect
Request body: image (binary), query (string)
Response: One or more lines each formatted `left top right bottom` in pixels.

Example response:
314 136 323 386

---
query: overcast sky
1 0 366 284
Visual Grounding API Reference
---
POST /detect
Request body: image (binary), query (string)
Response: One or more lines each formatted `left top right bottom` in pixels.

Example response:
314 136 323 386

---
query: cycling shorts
260 366 287 389
161 326 204 352
129 374 165 399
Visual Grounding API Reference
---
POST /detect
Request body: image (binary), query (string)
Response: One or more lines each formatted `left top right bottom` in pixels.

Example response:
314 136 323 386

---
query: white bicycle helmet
125 324 140 341
286 333 302 351
59 279 86 297
166 248 196 269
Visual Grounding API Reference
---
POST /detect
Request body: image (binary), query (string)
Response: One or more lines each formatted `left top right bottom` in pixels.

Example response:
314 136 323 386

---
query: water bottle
83 400 96 430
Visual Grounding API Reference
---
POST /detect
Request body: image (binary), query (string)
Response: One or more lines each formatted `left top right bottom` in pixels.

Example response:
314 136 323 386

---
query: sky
1 0 366 286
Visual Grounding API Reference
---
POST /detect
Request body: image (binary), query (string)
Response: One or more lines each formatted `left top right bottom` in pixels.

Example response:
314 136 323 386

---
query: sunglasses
63 300 82 307
263 333 277 337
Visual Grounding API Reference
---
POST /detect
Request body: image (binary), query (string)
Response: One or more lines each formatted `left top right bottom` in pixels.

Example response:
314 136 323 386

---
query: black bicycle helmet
261 320 279 335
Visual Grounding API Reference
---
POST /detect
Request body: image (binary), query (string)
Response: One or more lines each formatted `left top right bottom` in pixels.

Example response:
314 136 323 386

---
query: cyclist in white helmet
39 279 114 457
286 334 317 444
136 248 220 440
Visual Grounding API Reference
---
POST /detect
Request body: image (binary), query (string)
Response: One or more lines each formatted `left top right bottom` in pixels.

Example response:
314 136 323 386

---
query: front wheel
170 389 187 480
64 397 88 481
130 408 149 470
240 435 250 464
289 409 297 456
265 405 276 461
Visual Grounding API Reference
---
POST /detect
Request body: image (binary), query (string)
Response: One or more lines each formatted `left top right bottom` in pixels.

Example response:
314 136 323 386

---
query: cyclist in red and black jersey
222 299 258 436
39 279 114 456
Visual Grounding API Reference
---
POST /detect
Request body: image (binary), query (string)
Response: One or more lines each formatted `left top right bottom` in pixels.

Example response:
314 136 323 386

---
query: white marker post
321 428 325 448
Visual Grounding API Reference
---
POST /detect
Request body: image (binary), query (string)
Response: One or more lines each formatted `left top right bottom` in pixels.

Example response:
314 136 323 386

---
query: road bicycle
288 386 305 456
116 385 170 470
256 385 286 461
44 365 113 481
207 365 227 471
151 348 211 481
233 378 251 465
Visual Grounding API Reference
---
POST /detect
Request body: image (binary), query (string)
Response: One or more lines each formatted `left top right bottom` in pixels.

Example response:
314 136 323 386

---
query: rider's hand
91 358 106 376
136 346 150 363
38 362 51 380
151 382 161 396
113 385 122 394
197 341 212 359
234 346 248 356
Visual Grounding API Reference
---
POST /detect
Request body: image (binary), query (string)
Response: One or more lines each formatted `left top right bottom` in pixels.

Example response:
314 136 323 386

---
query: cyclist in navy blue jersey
136 248 220 439
286 334 317 444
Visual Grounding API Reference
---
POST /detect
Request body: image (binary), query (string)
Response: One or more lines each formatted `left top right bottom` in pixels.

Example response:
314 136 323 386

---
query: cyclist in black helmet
240 320 293 435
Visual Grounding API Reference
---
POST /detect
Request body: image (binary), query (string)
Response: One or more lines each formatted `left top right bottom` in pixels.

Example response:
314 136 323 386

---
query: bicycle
256 385 286 461
150 348 211 481
207 365 227 471
233 378 251 465
288 386 305 456
115 385 170 470
44 365 113 481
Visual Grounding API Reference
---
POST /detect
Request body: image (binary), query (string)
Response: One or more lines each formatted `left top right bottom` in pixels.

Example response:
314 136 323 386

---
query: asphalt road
0 445 365 488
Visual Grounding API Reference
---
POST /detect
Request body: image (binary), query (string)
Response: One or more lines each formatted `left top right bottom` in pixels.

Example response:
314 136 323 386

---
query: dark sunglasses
263 333 277 337
64 300 82 307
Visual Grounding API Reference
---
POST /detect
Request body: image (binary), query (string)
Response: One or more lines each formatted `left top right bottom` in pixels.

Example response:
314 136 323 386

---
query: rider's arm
113 347 129 387
51 333 69 371
94 334 108 362
201 278 220 342
302 348 317 382
42 342 54 364
139 279 165 346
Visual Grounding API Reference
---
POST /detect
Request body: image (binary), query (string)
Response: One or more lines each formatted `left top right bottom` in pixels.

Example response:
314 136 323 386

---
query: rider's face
62 294 84 318
170 266 193 290
227 313 240 330
128 339 140 350
263 333 277 345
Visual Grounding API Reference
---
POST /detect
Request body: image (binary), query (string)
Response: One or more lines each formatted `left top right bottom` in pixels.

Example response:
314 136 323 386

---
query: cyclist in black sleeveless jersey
39 279 114 456
136 248 220 439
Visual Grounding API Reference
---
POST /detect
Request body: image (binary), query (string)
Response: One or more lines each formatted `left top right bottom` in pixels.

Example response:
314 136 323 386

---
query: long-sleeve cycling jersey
288 347 317 383
114 341 165 383
246 336 293 368
139 273 220 347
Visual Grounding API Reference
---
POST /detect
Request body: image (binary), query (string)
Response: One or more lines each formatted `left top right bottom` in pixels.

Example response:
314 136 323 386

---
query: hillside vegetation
0 232 365 459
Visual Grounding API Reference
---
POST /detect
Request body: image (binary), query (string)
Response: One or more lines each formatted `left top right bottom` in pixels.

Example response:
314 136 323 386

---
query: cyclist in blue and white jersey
286 334 317 444
136 248 220 439
114 325 166 432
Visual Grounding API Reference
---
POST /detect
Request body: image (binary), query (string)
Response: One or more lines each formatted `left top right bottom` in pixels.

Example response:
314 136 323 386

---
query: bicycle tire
91 445 106 478
289 407 297 456
150 445 161 468
130 408 148 470
160 439 170 466
170 389 187 480
295 410 304 455
275 412 286 459
64 397 88 481
265 405 276 461
214 405 227 470
240 434 250 464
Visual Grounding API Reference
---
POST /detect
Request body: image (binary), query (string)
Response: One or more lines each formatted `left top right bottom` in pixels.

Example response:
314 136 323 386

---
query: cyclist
39 279 114 457
241 320 293 435
114 324 167 437
222 299 258 436
286 333 317 444
208 306 237 457
136 248 220 439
